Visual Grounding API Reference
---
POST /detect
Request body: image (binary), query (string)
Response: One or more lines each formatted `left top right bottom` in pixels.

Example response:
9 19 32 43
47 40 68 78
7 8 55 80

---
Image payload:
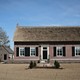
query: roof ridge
16 26 80 28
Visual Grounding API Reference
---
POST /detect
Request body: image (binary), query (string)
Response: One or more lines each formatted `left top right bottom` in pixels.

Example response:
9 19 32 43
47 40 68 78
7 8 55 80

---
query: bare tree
0 27 10 45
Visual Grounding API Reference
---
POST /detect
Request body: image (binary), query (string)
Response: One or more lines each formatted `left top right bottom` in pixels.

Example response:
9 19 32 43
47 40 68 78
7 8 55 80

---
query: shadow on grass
36 66 63 69
25 66 63 70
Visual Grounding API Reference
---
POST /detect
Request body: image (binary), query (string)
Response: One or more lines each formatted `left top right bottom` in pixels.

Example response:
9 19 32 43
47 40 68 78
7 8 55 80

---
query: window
56 47 63 56
30 48 36 56
75 47 80 56
43 47 47 51
19 48 25 56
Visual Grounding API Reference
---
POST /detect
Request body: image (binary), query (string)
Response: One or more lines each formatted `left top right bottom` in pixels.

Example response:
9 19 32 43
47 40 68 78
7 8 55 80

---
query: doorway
4 54 7 60
41 46 49 60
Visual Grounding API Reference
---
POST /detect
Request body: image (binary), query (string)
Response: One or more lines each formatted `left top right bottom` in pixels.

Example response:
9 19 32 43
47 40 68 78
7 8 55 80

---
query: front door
41 46 49 60
43 50 47 59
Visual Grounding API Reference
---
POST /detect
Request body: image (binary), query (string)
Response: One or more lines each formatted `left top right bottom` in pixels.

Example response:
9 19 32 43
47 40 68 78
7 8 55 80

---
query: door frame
41 45 49 60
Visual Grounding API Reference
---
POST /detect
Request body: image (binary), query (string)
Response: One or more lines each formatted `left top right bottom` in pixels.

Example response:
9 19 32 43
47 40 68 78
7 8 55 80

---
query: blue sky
0 0 80 49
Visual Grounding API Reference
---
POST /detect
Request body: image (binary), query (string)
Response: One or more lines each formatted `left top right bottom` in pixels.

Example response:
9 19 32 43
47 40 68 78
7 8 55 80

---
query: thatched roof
13 26 80 42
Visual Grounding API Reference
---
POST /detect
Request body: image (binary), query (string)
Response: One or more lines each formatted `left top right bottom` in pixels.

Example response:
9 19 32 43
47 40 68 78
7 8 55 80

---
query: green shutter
36 47 38 56
16 47 19 56
54 47 56 56
25 47 30 56
63 47 66 56
72 46 75 56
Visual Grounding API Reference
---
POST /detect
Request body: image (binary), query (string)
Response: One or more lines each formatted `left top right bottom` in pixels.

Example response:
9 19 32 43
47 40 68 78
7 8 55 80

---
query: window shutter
72 46 75 56
63 47 66 56
36 47 38 56
25 47 30 56
54 47 56 56
16 47 19 56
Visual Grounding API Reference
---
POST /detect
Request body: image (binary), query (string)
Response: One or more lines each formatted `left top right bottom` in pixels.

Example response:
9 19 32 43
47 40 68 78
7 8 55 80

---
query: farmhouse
13 26 80 63
0 45 13 62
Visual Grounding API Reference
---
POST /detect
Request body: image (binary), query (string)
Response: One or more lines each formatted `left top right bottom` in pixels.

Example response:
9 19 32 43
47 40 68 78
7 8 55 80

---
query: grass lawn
0 63 80 80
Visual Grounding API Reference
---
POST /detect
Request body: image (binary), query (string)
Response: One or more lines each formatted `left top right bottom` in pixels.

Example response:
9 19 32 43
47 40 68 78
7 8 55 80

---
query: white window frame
41 45 49 60
30 47 36 56
19 47 25 57
75 47 80 56
56 47 63 57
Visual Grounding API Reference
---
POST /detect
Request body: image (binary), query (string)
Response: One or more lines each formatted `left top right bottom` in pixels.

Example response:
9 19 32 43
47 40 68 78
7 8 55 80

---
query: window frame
75 46 80 56
30 47 36 56
56 46 63 57
19 47 25 57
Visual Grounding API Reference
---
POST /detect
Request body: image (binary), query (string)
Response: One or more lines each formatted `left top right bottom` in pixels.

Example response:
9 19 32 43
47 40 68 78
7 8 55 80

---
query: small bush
54 60 60 69
34 61 37 67
29 61 37 69
29 61 34 69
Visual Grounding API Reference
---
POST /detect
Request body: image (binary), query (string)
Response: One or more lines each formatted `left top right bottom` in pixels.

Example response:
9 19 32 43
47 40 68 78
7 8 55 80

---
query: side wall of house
49 45 80 62
14 45 40 62
50 45 75 58
14 42 80 62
